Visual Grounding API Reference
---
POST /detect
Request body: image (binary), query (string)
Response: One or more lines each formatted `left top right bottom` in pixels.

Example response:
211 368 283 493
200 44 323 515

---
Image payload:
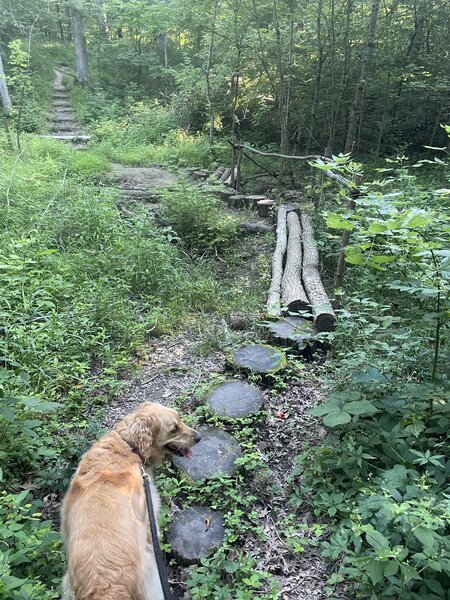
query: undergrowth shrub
158 185 240 252
0 129 262 597
0 491 62 600
290 154 450 599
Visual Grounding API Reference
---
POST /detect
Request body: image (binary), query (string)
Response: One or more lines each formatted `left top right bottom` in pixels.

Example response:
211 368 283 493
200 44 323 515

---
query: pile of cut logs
267 205 335 332
186 166 275 218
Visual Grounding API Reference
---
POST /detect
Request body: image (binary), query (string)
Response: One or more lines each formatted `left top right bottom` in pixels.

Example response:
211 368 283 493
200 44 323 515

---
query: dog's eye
171 424 179 433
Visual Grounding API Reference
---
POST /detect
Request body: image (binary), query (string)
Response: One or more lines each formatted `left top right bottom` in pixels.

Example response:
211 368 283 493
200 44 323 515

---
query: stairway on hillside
45 65 90 148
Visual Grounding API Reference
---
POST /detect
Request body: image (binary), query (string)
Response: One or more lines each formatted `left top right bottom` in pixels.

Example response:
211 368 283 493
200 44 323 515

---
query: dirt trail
47 69 334 599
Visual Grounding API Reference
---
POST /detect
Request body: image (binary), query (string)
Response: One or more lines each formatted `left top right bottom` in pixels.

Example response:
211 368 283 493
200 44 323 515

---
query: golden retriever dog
61 402 200 600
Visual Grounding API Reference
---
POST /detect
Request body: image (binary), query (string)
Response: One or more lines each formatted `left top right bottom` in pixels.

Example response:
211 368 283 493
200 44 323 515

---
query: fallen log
212 166 225 179
240 222 275 234
244 194 266 206
219 168 231 183
267 206 288 316
281 211 309 314
300 213 336 331
224 168 237 186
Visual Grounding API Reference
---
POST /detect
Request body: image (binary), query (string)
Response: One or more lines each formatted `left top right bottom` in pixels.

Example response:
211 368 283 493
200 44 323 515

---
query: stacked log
281 212 309 313
300 214 335 332
267 206 288 316
266 207 335 332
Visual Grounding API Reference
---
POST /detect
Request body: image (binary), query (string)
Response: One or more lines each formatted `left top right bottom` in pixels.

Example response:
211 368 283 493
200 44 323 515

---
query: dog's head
115 402 201 462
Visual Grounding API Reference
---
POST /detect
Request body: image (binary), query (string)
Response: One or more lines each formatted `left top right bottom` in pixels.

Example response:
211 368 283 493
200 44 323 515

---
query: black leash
141 466 174 600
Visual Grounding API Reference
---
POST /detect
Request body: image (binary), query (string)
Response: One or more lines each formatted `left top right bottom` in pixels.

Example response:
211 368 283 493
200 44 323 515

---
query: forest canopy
1 0 449 156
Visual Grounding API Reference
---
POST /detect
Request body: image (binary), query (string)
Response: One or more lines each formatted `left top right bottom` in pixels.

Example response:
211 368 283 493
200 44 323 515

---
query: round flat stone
207 381 263 418
267 317 313 344
172 427 241 481
167 506 224 565
231 344 287 374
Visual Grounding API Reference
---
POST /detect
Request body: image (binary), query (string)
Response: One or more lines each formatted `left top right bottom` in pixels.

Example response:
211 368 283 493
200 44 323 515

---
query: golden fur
61 402 200 600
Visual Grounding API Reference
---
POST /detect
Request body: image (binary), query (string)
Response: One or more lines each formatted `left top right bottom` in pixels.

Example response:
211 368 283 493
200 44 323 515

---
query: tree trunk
306 0 324 154
73 0 89 84
205 2 218 144
95 0 108 39
344 0 380 154
300 214 335 331
281 211 309 313
0 51 12 112
267 206 288 316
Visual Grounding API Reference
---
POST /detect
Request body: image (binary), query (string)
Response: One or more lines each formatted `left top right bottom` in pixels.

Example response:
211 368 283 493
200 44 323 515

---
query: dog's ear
129 414 160 458
116 413 160 459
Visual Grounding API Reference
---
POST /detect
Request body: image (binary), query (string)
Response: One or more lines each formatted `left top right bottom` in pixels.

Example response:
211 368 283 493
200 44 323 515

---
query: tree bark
281 211 309 313
95 0 108 39
73 0 89 84
306 0 324 154
300 214 335 331
0 51 12 112
344 0 381 153
205 2 218 144
267 206 288 316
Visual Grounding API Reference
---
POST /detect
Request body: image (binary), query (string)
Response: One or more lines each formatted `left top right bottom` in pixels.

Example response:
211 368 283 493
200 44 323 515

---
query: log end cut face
231 344 287 374
166 506 225 565
267 317 314 346
206 380 264 418
172 427 242 481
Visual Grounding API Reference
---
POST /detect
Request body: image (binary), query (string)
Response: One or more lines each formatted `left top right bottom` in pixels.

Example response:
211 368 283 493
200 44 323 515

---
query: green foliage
292 374 450 598
0 490 63 599
292 155 450 599
158 185 240 252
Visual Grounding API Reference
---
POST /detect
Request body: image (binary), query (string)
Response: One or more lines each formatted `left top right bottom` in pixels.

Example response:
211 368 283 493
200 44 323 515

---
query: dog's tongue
186 448 193 459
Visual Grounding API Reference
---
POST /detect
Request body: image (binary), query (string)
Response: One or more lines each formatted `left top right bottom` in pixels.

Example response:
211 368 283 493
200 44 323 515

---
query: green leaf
400 563 421 581
414 526 436 551
366 559 384 585
383 560 399 577
364 526 390 552
370 255 396 264
402 210 433 229
323 408 351 427
344 400 379 416
325 212 353 230
345 247 364 265
368 222 388 234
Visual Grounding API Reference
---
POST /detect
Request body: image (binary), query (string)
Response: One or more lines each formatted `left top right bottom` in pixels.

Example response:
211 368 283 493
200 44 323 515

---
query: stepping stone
172 427 241 481
227 195 246 209
53 113 76 121
41 134 91 142
229 344 287 376
206 380 263 418
266 317 316 358
166 506 224 565
257 199 276 218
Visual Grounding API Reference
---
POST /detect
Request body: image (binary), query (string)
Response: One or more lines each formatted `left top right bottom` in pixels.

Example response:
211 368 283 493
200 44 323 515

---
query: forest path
46 65 90 146
46 63 336 597
99 169 335 598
